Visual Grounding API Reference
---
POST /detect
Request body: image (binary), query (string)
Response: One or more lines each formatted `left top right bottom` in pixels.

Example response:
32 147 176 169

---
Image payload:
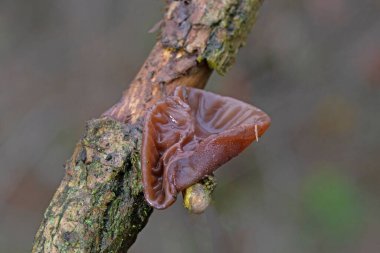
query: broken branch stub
141 86 271 209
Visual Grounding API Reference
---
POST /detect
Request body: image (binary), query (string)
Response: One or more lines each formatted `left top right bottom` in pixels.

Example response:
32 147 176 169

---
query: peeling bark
32 0 264 252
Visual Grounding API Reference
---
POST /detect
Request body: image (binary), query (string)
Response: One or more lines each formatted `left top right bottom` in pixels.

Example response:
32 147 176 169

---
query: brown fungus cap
141 86 271 209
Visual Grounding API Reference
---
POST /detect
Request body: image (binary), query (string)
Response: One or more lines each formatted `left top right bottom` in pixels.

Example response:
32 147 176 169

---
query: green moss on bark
32 118 152 253
199 0 264 74
162 0 264 74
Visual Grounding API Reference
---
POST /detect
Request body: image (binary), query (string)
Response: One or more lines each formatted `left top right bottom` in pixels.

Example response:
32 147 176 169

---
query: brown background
1 0 380 252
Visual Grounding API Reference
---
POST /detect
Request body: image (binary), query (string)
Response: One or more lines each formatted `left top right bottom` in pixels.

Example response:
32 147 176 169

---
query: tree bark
32 0 264 252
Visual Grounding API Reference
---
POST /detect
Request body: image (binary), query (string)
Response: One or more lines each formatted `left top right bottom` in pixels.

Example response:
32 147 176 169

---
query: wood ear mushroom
141 86 271 210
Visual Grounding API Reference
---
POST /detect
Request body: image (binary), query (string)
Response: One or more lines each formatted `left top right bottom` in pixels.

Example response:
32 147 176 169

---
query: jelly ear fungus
141 86 271 209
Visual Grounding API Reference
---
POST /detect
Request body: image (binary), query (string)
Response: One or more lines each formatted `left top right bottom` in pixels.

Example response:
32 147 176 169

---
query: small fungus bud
183 183 211 214
183 175 217 214
141 86 270 209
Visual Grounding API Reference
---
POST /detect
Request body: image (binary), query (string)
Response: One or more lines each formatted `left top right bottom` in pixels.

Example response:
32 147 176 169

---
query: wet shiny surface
142 86 271 209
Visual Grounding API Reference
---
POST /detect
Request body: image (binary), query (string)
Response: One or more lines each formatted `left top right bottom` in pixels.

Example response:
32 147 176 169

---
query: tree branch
32 0 264 252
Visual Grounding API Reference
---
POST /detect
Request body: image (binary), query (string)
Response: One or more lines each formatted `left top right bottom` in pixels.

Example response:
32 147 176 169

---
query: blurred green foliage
302 167 364 246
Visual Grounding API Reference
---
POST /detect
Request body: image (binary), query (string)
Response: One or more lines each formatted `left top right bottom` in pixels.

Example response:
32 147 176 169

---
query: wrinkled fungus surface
142 86 271 209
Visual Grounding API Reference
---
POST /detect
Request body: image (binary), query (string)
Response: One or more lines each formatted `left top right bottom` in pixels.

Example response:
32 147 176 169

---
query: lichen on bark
162 0 264 74
32 118 152 253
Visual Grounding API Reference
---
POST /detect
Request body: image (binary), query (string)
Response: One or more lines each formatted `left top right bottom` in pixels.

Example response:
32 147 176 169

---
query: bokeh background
1 0 380 252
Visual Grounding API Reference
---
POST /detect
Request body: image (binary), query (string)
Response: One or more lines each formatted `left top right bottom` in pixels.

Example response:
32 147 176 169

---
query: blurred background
0 0 379 252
